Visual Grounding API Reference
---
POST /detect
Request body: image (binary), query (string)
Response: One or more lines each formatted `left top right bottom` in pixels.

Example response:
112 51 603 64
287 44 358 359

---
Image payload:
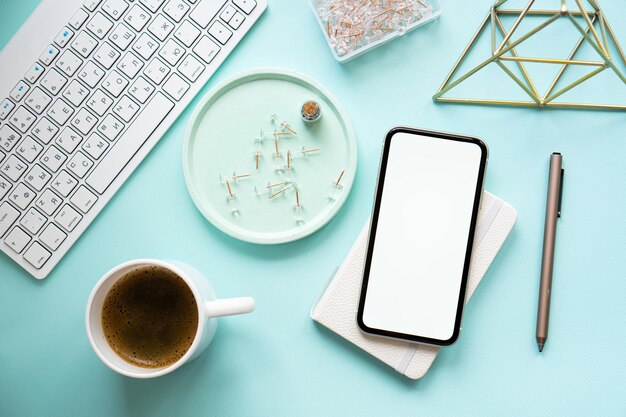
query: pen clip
557 168 564 218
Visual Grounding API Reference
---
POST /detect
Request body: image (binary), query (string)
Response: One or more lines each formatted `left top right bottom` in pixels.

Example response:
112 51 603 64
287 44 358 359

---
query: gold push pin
295 187 301 208
254 150 262 171
271 113 297 135
273 138 282 159
287 150 291 169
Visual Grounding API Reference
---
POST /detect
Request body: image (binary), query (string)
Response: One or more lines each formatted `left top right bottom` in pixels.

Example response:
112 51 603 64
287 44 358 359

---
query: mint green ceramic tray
183 68 357 244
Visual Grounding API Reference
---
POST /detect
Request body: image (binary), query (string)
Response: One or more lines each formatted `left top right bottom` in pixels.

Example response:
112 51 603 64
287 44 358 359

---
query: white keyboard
0 0 267 279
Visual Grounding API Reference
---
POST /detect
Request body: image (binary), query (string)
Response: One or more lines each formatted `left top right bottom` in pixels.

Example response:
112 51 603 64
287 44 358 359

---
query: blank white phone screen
362 132 483 341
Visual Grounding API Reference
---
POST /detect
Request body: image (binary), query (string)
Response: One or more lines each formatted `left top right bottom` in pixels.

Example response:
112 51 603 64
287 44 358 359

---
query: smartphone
357 127 488 346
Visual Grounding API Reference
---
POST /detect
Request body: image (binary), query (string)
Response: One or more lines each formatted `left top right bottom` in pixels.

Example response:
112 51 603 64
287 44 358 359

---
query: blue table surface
1 1 625 416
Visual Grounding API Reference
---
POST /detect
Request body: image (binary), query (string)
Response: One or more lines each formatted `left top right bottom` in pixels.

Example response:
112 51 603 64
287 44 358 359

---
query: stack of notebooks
311 192 517 380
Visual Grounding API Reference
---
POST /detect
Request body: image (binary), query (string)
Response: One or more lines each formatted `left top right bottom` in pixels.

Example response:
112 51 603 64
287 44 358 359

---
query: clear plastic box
308 0 443 63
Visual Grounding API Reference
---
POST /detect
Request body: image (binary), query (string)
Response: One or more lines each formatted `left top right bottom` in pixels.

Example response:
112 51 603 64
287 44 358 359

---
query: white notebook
311 191 517 380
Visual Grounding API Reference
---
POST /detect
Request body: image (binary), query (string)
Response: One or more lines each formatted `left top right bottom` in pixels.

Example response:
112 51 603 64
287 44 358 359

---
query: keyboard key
178 54 204 82
140 0 165 13
113 95 140 122
163 0 189 22
0 99 15 120
0 125 21 151
209 21 232 45
40 68 69 96
20 207 47 234
70 185 98 212
16 136 43 163
4 227 31 253
40 145 67 172
117 51 144 78
10 81 30 101
162 73 189 101
82 132 109 159
87 12 114 39
233 0 256 14
125 4 151 31
229 12 245 29
102 71 129 97
52 170 79 197
193 36 219 63
148 14 174 41
9 106 36 133
84 0 103 12
36 189 63 215
144 57 170 84
25 87 53 114
39 223 67 251
0 202 20 237
55 204 82 231
129 76 155 103
24 63 44 84
86 93 174 193
62 80 90 107
25 164 52 191
71 31 99 58
39 45 59 66
94 42 121 69
69 9 90 29
133 33 159 59
174 20 200 47
31 117 58 144
23 241 52 269
54 27 74 48
102 0 129 20
67 151 94 178
109 23 136 50
71 108 99 135
0 176 12 200
190 0 226 28
9 183 36 209
220 5 236 23
56 126 83 154
2 155 27 181
159 38 185 65
98 114 125 140
79 61 106 88
56 49 83 77
47 99 74 125
87 89 114 116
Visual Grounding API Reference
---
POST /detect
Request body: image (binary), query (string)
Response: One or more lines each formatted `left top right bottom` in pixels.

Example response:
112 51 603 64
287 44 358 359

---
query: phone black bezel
356 127 488 346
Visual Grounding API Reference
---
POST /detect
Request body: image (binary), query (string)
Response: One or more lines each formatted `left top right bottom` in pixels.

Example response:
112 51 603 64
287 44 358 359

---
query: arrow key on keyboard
4 227 31 253
23 241 52 269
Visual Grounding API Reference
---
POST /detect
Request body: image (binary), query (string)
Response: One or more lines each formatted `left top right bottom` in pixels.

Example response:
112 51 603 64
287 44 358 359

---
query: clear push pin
273 138 282 160
268 183 292 200
294 187 305 224
231 172 251 182
224 179 240 214
300 146 321 157
261 128 293 139
271 113 297 135
328 170 345 201
254 150 262 171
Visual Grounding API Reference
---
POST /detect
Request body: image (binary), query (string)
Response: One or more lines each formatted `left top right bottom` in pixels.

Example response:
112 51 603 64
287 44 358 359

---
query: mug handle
205 297 255 318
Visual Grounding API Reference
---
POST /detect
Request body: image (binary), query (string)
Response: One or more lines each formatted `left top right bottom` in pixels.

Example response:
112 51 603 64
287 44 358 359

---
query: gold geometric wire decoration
433 0 626 110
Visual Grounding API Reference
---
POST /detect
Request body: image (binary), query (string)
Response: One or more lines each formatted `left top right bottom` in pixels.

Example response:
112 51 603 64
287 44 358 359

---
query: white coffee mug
85 259 254 378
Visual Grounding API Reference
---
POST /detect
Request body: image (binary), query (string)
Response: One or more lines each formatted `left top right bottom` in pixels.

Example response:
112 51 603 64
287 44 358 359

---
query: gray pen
536 152 564 352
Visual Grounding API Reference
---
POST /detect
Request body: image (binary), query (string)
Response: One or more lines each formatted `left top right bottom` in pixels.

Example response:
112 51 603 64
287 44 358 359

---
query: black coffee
101 265 199 368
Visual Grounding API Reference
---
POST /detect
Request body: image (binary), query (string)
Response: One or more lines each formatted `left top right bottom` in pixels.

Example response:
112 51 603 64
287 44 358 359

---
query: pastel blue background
1 1 625 416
